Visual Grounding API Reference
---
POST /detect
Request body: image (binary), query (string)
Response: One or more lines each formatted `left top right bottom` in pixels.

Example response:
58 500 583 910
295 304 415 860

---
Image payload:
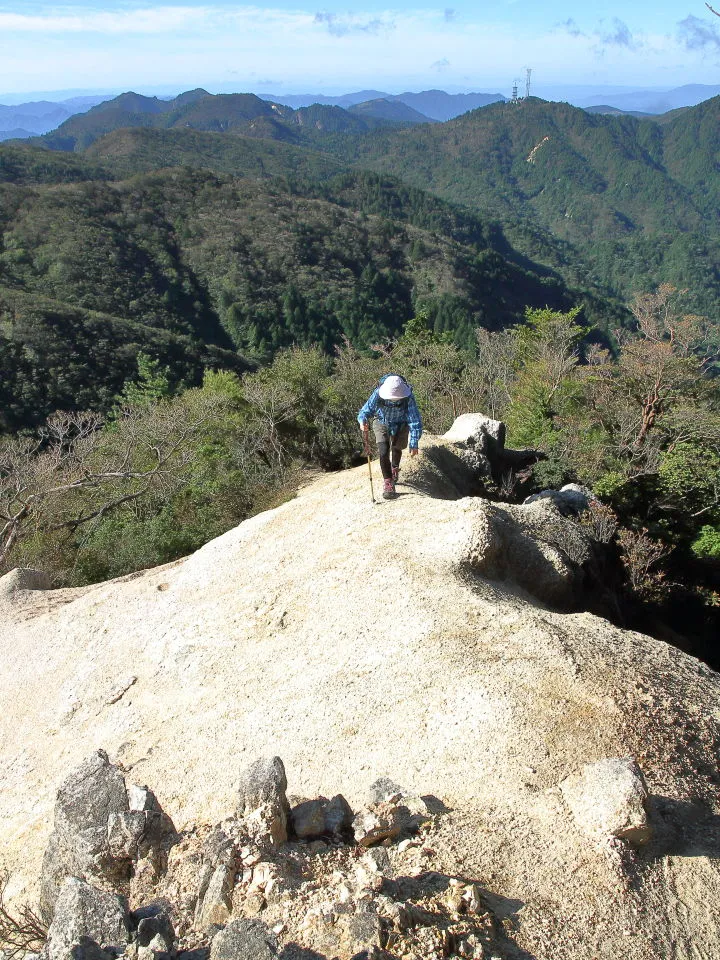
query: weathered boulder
195 824 237 930
290 794 353 841
339 911 384 957
436 415 505 487
352 796 430 848
209 918 277 960
40 751 177 922
0 568 50 602
560 483 594 511
43 878 128 960
40 752 129 921
440 413 545 486
236 757 289 846
442 414 506 454
324 794 354 839
131 904 175 960
561 757 653 847
524 483 594 516
464 498 591 608
368 778 404 804
196 863 234 929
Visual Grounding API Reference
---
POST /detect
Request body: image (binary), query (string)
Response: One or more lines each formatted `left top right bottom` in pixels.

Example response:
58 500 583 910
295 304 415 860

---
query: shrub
691 525 720 561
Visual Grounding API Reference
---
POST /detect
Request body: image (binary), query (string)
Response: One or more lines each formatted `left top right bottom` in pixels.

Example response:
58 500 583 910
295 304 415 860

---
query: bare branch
0 393 228 572
0 868 47 959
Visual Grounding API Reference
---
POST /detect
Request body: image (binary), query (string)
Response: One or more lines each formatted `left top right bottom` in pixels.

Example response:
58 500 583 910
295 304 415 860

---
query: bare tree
580 286 717 478
617 528 668 597
464 327 519 420
241 372 300 468
0 395 225 573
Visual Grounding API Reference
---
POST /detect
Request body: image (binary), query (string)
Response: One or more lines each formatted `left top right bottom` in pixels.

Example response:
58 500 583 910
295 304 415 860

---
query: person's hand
410 447 419 457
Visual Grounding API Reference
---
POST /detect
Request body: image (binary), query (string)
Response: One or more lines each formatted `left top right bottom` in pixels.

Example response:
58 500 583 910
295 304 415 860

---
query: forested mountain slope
84 127 345 181
36 90 416 153
0 163 587 428
0 287 243 432
320 97 720 314
25 92 720 316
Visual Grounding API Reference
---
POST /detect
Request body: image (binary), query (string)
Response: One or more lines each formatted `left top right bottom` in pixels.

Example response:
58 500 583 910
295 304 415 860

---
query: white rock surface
442 413 505 447
561 757 652 846
2 426 720 958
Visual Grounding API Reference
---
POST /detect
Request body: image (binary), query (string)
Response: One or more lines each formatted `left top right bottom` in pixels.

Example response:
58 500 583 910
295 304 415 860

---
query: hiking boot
392 465 400 484
382 478 397 499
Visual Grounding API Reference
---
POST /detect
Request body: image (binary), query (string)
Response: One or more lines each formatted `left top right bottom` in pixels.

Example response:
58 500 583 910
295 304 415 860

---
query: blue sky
0 0 719 97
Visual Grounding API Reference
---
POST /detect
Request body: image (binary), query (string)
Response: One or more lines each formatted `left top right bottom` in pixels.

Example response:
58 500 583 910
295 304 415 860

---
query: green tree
505 305 584 450
116 351 174 408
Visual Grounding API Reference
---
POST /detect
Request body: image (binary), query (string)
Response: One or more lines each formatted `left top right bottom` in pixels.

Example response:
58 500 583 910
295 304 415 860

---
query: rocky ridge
2 415 720 959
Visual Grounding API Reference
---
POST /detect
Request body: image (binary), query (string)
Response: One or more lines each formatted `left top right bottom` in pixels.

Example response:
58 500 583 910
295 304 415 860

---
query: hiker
358 374 423 499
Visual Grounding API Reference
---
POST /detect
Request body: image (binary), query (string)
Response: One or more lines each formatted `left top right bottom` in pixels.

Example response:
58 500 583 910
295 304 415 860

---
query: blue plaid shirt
358 387 423 449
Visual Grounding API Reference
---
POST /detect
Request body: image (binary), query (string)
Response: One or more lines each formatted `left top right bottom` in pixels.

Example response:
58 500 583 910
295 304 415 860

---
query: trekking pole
363 429 376 503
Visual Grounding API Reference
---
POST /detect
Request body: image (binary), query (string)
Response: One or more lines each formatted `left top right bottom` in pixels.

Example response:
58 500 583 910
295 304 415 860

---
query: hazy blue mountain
0 129 33 141
0 93 139 139
0 102 72 134
61 95 115 111
261 88 505 120
392 89 505 120
348 98 434 124
260 90 389 108
584 105 654 119
582 84 720 114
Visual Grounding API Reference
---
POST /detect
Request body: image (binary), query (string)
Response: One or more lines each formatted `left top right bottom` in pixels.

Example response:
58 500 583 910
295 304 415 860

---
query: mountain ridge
2 421 720 957
35 90 429 153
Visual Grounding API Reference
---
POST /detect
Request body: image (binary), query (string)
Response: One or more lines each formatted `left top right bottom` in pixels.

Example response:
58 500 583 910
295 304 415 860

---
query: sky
0 0 719 98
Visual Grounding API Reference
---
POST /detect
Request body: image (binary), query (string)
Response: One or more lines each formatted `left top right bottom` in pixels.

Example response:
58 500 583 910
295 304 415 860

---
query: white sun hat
378 375 411 400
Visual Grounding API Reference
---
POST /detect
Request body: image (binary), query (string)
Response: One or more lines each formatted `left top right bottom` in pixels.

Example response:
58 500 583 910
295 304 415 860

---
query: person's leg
391 425 409 480
372 421 392 480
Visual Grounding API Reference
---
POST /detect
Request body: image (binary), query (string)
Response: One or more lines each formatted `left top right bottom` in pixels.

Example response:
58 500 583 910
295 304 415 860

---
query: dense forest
24 90 720 315
0 90 718 658
1 161 594 429
320 97 720 316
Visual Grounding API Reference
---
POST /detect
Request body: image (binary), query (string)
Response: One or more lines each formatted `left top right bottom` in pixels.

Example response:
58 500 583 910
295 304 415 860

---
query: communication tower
525 68 532 100
511 79 520 103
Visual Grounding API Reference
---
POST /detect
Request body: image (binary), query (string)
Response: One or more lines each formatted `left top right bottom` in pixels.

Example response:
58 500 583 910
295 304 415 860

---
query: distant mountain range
260 89 505 121
32 90 438 152
577 83 720 114
348 98 436 124
583 105 653 119
3 86 720 426
0 129 33 142
0 89 504 141
5 83 720 142
0 96 112 136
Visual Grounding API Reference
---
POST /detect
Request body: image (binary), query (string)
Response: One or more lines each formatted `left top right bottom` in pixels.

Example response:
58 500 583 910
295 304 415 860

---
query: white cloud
0 6 211 33
313 11 395 36
0 5 712 93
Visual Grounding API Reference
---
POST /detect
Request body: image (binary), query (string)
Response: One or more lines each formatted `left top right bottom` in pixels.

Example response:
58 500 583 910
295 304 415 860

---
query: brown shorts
373 421 409 457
